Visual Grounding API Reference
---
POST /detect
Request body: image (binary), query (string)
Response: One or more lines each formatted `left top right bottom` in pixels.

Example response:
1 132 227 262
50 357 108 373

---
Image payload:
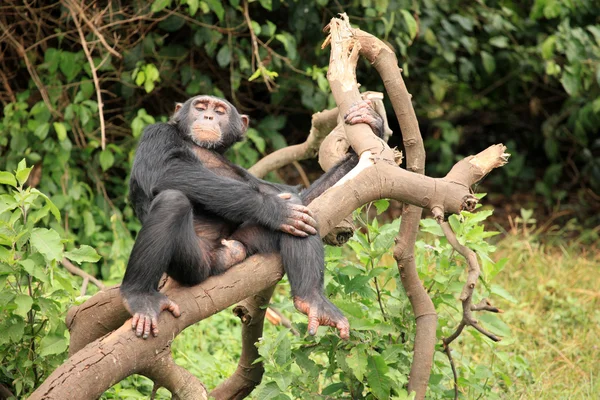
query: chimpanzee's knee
150 189 192 216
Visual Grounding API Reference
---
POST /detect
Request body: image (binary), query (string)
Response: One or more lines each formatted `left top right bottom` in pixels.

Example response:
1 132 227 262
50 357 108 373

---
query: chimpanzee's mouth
191 128 221 143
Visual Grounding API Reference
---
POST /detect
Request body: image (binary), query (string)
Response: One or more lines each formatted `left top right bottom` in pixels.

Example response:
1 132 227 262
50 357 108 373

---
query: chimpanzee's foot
123 292 181 339
212 239 247 274
343 99 384 137
294 295 350 340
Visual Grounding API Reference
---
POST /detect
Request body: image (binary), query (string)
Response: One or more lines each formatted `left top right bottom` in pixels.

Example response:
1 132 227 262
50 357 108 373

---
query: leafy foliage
248 201 515 399
0 162 100 398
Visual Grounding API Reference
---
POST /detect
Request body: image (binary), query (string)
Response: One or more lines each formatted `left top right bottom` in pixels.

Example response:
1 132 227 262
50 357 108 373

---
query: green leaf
39 334 68 357
347 346 369 381
255 382 282 400
560 72 580 96
322 382 345 395
187 0 199 15
217 46 231 68
34 122 50 140
135 70 146 86
490 284 518 303
31 189 61 222
83 211 96 237
250 20 261 35
15 159 32 186
151 0 172 13
481 51 496 74
30 228 63 262
59 52 82 82
5 320 25 343
400 10 417 41
205 0 225 21
366 354 393 400
53 122 68 141
99 150 115 171
246 129 266 153
420 218 444 236
373 199 390 215
20 259 49 283
489 36 509 48
258 0 272 11
145 64 160 82
541 35 556 59
274 334 291 365
14 294 33 318
248 69 262 82
64 245 101 264
0 172 17 188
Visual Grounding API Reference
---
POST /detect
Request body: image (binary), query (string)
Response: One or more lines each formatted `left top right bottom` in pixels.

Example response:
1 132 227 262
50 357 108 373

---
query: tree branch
61 258 105 293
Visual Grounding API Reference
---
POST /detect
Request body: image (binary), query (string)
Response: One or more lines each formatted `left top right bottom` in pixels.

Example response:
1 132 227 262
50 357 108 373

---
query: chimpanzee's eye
215 107 226 115
195 103 208 111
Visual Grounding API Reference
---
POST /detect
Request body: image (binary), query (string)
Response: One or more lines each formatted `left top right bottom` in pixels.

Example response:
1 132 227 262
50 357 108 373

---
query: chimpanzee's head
171 95 249 153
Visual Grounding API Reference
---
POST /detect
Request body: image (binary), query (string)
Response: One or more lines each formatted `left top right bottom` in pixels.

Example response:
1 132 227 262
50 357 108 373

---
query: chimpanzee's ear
240 115 250 132
174 103 183 114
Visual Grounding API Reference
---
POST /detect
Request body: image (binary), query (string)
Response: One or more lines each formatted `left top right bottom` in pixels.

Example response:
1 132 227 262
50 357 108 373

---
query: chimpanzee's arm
300 153 358 205
153 159 317 236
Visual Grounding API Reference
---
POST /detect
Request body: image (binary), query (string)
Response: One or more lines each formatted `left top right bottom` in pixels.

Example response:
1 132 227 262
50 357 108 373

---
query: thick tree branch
32 255 284 400
143 350 208 400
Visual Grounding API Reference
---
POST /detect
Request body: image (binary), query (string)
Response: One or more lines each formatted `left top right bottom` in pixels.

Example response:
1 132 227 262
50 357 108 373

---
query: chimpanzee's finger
307 310 320 336
151 317 159 337
280 224 308 237
289 207 318 228
336 319 350 340
289 217 317 235
132 314 140 330
142 316 151 339
162 299 181 318
278 192 292 200
290 204 315 218
135 316 145 337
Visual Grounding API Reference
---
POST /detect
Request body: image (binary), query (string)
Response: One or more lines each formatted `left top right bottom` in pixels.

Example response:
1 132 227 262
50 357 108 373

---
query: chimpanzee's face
173 95 249 152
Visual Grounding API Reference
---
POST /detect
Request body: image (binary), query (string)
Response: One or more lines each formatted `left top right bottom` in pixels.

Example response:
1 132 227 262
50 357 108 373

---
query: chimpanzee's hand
294 295 350 340
344 99 384 138
123 292 181 339
276 193 318 237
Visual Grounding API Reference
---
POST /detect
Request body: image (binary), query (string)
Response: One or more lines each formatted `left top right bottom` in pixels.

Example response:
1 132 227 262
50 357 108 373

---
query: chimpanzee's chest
190 146 243 181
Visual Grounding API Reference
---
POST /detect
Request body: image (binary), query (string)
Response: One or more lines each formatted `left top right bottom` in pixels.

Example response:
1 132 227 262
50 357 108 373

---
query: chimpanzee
121 95 384 340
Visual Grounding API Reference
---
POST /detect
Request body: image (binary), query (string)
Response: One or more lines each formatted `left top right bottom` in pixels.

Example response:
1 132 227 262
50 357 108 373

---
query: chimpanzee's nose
203 114 214 120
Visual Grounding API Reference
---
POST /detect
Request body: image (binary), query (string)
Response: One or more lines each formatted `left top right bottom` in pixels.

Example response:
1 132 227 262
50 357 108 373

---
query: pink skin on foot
294 297 350 340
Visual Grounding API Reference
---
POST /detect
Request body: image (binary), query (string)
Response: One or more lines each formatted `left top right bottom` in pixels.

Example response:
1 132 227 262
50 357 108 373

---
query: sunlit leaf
65 245 101 264
30 228 63 262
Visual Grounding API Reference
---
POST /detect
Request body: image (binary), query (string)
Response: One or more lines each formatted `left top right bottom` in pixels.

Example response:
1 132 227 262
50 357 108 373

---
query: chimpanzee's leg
279 197 350 340
121 189 211 338
231 200 350 340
